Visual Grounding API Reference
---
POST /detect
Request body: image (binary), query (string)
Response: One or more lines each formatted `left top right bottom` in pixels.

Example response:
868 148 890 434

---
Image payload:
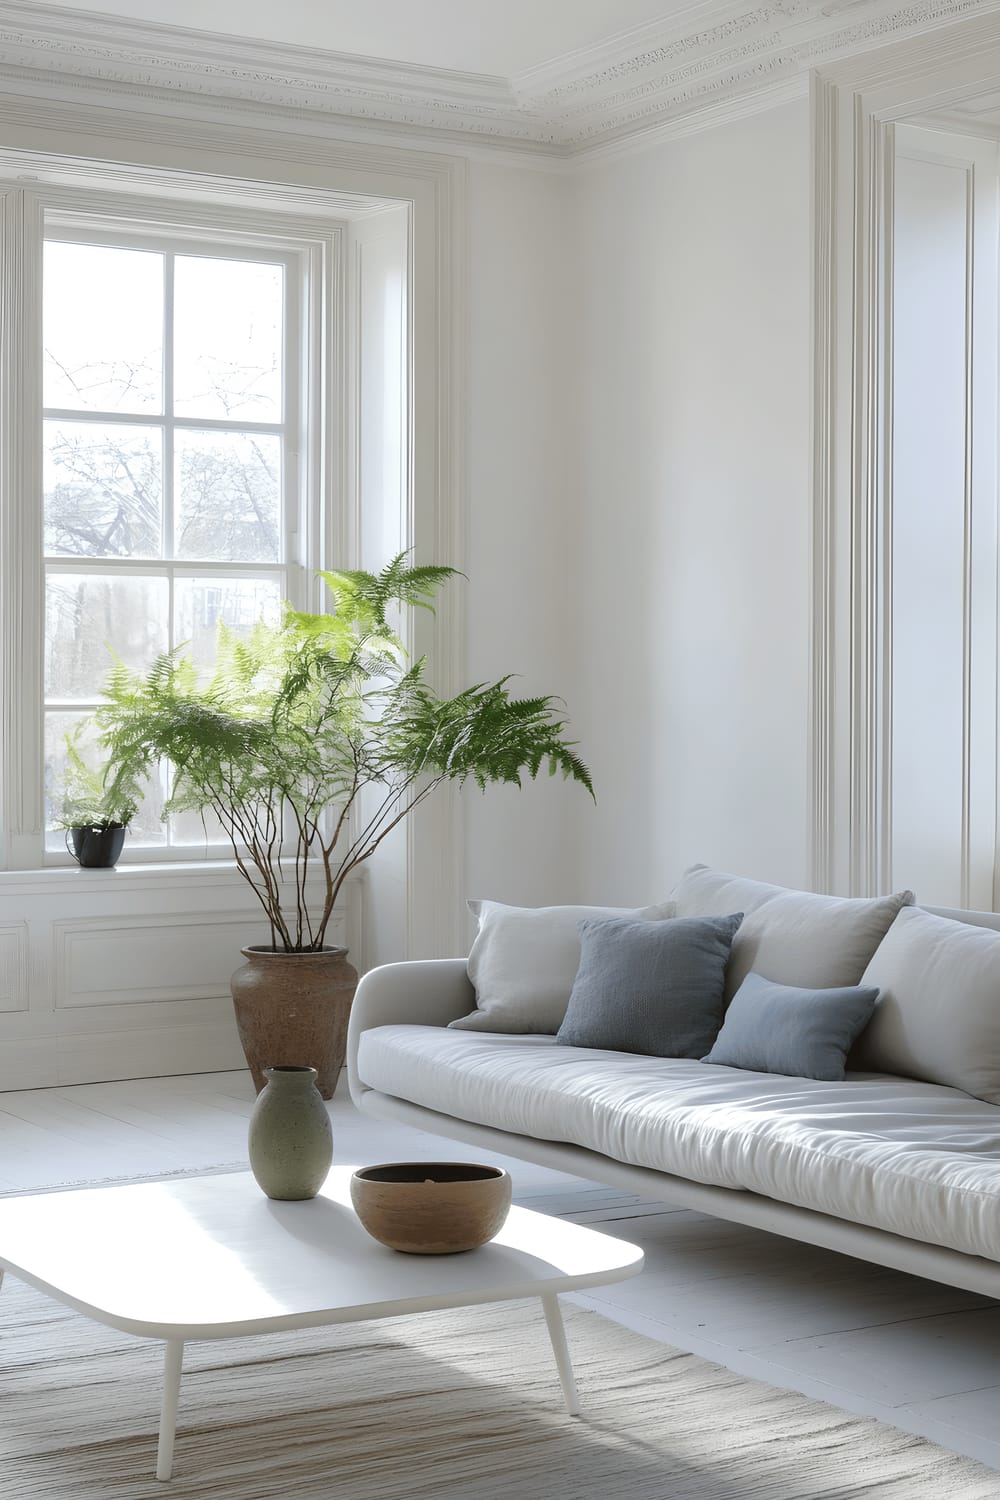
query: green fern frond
94 556 593 949
319 553 459 629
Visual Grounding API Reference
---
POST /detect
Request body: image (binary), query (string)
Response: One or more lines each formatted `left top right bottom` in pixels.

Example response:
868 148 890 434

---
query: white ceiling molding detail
0 0 1000 156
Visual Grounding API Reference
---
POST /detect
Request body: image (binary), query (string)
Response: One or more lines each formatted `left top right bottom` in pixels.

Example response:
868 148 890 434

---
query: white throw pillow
449 898 677 1035
671 864 914 999
853 905 1000 1103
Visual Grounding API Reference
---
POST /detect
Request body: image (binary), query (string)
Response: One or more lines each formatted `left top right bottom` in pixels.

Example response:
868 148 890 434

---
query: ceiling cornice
0 0 999 157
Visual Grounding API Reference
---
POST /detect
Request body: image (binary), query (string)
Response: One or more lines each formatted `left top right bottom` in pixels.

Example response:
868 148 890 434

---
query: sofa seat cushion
356 1025 1000 1263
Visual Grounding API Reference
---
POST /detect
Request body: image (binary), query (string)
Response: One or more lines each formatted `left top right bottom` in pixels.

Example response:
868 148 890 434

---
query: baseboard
0 1018 247 1091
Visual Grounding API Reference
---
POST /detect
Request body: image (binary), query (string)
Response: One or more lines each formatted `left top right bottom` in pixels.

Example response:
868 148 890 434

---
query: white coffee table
0 1165 643 1480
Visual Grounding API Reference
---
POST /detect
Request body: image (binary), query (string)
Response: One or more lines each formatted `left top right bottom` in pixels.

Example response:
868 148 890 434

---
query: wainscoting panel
0 921 27 1013
52 912 272 1009
0 865 362 1090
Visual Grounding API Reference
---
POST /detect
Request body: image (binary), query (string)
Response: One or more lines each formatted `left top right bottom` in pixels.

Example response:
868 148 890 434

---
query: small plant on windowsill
54 726 140 870
95 554 594 1097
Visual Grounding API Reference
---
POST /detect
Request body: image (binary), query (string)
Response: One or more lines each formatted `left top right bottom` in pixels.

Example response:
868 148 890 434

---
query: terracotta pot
230 945 359 1100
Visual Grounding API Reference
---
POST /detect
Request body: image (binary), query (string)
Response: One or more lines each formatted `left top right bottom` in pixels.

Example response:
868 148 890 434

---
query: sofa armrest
347 958 473 1102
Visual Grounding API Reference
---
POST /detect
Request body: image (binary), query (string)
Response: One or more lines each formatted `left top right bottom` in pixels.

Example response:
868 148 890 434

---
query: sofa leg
541 1292 580 1416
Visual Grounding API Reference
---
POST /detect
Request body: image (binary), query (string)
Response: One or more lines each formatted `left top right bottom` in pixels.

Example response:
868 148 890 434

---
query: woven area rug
0 1280 996 1500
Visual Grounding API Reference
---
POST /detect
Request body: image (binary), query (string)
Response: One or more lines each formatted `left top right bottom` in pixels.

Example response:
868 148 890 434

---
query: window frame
3 187 344 869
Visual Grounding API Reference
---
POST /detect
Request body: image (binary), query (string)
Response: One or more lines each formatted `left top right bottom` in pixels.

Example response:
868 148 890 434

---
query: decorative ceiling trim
0 0 999 156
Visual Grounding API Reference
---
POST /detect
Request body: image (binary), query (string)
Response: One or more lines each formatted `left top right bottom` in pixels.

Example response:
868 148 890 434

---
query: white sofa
347 875 1000 1300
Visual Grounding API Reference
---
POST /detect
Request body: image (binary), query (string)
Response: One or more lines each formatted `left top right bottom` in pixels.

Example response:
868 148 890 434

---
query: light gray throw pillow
671 864 914 999
702 972 879 1082
555 912 743 1058
450 898 677 1035
852 906 1000 1103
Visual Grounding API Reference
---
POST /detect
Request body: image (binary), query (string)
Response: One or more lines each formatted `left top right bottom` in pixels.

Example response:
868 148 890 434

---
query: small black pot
66 824 127 869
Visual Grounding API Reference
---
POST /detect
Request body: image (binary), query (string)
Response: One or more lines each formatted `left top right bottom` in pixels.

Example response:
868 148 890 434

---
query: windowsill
0 862 359 896
0 860 247 895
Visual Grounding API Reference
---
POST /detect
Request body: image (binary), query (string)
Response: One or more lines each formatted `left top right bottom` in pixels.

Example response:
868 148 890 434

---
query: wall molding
0 921 28 1014
0 188 43 870
51 909 279 1008
810 78 838 894
960 148 976 908
0 1012 247 1091
811 9 1000 897
0 1 998 159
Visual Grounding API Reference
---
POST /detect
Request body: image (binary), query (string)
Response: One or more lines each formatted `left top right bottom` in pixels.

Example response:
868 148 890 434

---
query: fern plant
97 557 593 951
54 724 140 831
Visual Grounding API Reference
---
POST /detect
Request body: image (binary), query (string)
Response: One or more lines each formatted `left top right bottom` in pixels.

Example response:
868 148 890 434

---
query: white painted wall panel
348 206 410 970
462 162 587 914
890 126 999 909
0 867 355 1089
52 912 272 1007
891 152 969 904
571 100 812 902
0 922 27 1013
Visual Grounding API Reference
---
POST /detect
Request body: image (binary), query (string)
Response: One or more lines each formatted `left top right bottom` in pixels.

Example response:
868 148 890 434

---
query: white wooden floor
2 1069 1000 1472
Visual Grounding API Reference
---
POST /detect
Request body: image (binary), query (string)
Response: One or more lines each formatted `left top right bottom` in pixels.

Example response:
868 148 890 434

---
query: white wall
461 161 589 913
0 77 819 1082
456 104 814 916
570 100 813 903
348 205 411 969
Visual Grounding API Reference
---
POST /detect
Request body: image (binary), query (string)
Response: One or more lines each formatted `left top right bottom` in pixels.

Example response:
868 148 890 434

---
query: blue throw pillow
555 912 743 1058
702 971 880 1082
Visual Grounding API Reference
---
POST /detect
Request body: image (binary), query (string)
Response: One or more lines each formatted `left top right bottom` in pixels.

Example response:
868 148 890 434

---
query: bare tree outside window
42 238 290 850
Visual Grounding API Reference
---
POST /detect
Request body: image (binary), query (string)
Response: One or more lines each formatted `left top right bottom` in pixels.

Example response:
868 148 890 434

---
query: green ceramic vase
247 1064 333 1201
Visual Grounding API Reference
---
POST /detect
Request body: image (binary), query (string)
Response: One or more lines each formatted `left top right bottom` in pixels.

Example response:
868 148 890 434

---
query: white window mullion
323 234 346 590
45 558 287 578
163 249 176 850
0 189 44 869
162 250 181 852
283 257 301 588
163 250 175 566
165 564 177 851
43 408 283 436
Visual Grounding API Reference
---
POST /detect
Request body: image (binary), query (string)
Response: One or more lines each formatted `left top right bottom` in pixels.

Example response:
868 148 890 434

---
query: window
42 231 302 851
0 188 341 869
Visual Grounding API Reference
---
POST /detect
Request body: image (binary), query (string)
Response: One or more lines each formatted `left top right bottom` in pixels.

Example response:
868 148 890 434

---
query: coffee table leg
156 1339 184 1481
541 1293 580 1416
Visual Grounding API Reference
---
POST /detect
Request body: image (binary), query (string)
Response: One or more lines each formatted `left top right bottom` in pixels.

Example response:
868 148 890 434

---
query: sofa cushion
357 1023 1000 1264
853 905 1000 1103
702 972 879 1081
556 912 742 1058
671 864 914 998
450 898 676 1036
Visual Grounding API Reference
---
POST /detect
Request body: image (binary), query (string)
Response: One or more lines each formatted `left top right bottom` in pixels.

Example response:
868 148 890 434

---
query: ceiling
30 0 694 79
940 88 1000 131
3 0 1000 155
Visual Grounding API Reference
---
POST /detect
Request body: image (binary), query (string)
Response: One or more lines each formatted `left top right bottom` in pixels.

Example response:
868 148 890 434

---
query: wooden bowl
350 1162 512 1254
